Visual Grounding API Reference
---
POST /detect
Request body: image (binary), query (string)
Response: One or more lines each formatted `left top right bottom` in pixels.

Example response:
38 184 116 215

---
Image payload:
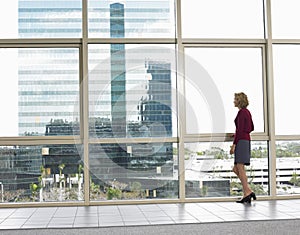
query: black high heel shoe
236 194 252 203
250 192 256 200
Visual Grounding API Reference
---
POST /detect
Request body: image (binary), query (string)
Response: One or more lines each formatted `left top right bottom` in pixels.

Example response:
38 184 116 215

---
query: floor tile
124 220 150 226
0 210 16 219
73 223 98 228
245 215 273 221
29 214 54 220
173 218 200 223
8 211 35 219
149 220 175 225
0 218 27 229
122 216 148 222
25 218 51 223
74 217 99 224
147 217 173 222
197 216 224 223
217 214 245 222
76 206 98 215
138 205 161 211
98 221 125 226
47 223 74 228
49 217 75 224
76 212 97 217
0 199 300 230
285 212 300 218
188 211 217 217
0 225 23 229
98 208 120 215
22 224 49 229
53 212 76 218
143 215 171 221
168 214 197 220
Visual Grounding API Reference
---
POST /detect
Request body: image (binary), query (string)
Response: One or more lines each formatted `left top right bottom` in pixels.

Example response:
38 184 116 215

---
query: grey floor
0 199 300 232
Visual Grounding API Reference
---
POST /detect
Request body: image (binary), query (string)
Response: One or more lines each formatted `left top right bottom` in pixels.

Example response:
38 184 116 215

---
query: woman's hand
230 144 236 155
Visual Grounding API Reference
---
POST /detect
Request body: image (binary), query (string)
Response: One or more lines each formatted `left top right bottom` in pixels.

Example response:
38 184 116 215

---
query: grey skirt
234 140 251 166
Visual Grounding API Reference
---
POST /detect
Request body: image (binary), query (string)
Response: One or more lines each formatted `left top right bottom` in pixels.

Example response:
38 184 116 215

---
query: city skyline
17 0 175 137
0 0 299 204
0 0 177 201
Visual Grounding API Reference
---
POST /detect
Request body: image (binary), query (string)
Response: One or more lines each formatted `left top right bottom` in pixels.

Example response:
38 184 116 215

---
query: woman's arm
233 110 246 145
230 144 235 155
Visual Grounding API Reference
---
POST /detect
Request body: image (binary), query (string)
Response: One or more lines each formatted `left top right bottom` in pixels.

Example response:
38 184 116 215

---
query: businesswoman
230 92 256 203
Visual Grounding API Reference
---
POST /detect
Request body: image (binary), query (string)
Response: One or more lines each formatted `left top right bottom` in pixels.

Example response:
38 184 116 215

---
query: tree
29 183 39 202
289 172 300 187
201 185 208 197
58 163 65 201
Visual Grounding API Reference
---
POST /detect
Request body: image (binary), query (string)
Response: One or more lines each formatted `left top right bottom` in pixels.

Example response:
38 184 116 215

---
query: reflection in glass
0 48 80 137
18 0 82 38
0 0 84 39
89 44 177 138
89 143 178 200
88 0 175 38
276 141 300 195
0 144 83 203
184 142 268 198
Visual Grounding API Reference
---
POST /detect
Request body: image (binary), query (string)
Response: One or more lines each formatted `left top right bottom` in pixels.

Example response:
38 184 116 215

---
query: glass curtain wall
0 0 83 203
273 45 300 195
0 0 300 206
272 0 300 196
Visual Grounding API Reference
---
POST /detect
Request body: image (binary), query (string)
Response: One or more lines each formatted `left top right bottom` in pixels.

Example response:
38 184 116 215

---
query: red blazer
233 108 254 145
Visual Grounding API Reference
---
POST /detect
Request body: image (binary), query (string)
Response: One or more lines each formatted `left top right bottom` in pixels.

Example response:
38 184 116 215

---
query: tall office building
136 61 173 174
110 3 126 137
18 0 81 136
139 61 172 137
89 3 175 194
18 0 173 137
12 1 82 197
90 61 174 192
16 0 175 198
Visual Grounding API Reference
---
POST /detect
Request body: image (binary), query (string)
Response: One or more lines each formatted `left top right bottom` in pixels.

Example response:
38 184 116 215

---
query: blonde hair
234 92 249 109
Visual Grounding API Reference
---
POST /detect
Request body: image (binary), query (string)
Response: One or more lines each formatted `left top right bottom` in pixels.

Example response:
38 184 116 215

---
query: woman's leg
232 164 240 178
236 163 252 197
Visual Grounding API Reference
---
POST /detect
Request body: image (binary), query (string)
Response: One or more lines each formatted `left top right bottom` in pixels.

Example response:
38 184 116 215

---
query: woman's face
234 97 238 107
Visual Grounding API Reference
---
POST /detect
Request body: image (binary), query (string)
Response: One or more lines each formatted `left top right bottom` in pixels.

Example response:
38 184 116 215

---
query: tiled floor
1 199 300 230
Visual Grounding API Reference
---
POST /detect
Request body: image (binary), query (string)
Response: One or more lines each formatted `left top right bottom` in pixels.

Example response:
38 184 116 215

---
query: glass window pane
185 142 268 198
276 141 300 195
0 144 84 203
184 47 264 134
89 44 177 138
0 48 80 137
0 0 82 39
182 0 264 38
272 0 300 39
89 143 178 200
273 45 300 135
88 0 175 38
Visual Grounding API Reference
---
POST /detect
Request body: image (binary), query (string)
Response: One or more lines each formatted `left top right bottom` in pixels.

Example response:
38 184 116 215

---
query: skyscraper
16 0 175 199
140 61 173 137
110 3 126 138
136 61 173 175
18 0 81 136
